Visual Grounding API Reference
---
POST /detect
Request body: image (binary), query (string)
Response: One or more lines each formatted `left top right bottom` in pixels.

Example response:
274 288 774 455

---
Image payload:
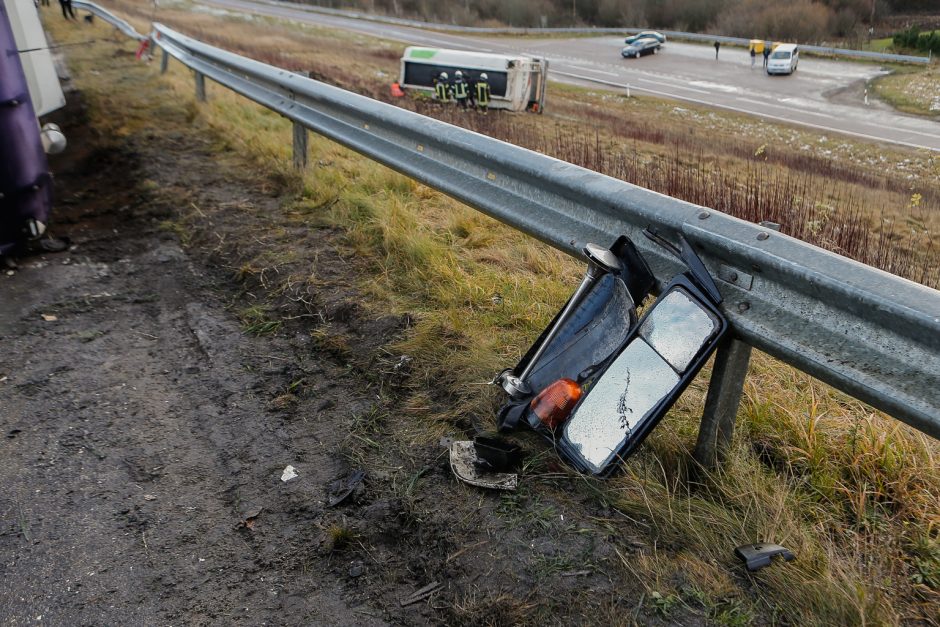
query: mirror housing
494 232 728 476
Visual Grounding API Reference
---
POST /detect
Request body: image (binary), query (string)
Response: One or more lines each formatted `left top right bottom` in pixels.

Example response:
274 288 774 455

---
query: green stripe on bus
409 49 437 58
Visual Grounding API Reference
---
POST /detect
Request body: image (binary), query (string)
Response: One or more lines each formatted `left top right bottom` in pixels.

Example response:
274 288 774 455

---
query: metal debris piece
400 581 442 607
449 441 517 491
327 469 366 507
735 542 795 571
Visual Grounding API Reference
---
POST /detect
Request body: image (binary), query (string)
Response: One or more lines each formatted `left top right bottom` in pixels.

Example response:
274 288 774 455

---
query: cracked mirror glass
563 339 678 472
639 287 719 372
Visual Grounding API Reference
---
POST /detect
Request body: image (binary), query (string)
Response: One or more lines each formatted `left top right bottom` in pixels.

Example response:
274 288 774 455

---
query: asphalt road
200 0 940 152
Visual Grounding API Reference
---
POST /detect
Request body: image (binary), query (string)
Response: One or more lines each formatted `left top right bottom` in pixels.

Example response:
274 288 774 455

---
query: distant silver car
624 31 666 45
621 37 662 58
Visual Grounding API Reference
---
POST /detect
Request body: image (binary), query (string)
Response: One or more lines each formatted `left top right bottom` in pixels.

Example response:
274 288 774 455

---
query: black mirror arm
678 237 723 304
643 228 723 304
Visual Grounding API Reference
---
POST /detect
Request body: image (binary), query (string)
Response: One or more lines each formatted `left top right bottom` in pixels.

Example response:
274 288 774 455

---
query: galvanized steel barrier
71 0 146 41
72 9 940 453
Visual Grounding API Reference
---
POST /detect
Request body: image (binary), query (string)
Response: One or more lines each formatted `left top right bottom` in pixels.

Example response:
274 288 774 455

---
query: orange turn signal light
530 378 582 429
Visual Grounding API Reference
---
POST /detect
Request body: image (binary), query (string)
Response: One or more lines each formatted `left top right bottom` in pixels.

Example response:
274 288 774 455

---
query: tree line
300 0 935 42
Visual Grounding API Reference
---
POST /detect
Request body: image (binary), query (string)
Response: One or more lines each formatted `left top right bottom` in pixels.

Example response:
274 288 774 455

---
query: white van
399 47 548 113
766 44 799 75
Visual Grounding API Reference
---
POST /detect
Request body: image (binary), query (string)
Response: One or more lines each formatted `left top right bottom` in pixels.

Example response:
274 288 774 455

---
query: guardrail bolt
698 211 710 220
738 302 750 312
756 232 769 241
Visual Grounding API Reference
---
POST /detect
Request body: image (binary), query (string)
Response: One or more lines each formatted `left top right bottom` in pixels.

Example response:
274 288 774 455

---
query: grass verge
873 64 940 117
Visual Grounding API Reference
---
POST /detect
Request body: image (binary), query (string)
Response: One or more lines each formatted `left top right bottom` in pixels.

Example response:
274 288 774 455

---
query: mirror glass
562 287 720 473
563 338 678 472
638 287 719 372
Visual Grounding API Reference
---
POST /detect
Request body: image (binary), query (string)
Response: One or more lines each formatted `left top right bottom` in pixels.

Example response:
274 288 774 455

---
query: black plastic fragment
473 436 522 472
327 469 366 507
735 542 796 571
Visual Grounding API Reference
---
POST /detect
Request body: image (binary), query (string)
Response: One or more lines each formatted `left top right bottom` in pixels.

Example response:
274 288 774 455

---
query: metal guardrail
71 0 146 41
244 0 931 65
72 10 940 446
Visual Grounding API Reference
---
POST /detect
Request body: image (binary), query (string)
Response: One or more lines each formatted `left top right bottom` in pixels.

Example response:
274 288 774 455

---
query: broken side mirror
494 231 728 477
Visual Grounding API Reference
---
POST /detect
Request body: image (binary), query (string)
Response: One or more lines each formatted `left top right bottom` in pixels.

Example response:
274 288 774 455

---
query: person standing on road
452 70 469 110
763 44 770 68
475 73 491 114
750 46 756 68
59 0 76 20
434 71 450 103
714 40 720 59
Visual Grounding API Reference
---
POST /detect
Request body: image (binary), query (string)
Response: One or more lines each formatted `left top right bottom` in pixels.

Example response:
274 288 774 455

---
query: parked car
624 30 666 44
622 37 662 58
767 43 799 75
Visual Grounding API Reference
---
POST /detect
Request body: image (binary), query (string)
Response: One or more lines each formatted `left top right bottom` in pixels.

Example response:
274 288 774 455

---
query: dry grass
874 65 940 117
44 4 940 624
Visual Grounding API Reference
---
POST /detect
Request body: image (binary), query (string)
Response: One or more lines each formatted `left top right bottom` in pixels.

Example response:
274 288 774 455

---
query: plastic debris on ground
281 465 298 482
449 441 518 491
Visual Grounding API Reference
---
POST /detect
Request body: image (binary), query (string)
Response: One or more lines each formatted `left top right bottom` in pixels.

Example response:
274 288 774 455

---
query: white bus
5 0 66 117
399 47 548 113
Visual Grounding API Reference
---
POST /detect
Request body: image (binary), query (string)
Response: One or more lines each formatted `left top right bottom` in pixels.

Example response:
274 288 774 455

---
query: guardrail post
160 48 168 74
693 336 752 468
291 71 309 170
195 71 206 102
292 121 308 170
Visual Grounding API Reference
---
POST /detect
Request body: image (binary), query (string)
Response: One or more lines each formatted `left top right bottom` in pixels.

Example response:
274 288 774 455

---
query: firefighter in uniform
475 73 491 114
434 72 450 103
453 70 469 110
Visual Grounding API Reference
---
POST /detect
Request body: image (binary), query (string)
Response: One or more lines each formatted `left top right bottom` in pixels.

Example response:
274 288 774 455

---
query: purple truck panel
1 1 53 255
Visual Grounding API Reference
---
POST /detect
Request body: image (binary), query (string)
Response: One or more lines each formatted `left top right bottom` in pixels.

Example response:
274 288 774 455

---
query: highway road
202 0 940 152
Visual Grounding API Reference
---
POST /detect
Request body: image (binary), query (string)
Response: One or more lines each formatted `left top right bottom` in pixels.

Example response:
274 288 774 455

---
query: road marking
574 67 619 77
650 82 710 95
689 81 740 93
736 97 834 120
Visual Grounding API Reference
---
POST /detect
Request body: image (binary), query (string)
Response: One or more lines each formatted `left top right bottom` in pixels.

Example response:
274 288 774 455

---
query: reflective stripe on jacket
454 79 468 99
475 82 490 105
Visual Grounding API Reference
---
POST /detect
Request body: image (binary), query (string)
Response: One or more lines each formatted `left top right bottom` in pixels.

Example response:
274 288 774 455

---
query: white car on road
767 44 799 75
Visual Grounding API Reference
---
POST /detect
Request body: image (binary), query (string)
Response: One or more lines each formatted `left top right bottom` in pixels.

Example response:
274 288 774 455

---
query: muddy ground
0 85 691 624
